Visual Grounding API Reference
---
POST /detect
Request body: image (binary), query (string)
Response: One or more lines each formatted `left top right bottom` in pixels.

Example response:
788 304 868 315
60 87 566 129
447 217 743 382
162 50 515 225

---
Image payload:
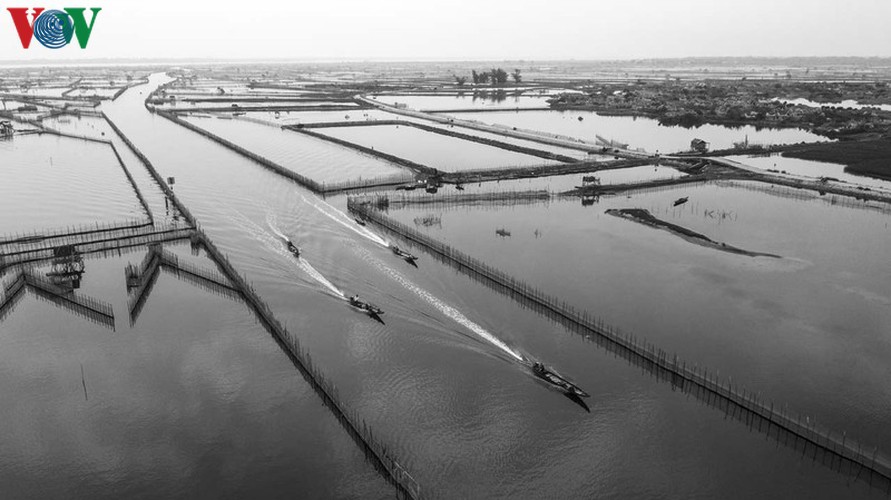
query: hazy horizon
1 0 889 62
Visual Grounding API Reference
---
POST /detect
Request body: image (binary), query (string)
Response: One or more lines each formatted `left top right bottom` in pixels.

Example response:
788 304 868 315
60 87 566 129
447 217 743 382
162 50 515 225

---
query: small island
606 208 781 258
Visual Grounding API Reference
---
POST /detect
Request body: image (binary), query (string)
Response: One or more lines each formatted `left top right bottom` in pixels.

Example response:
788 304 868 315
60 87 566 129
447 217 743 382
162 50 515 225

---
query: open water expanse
1 72 889 499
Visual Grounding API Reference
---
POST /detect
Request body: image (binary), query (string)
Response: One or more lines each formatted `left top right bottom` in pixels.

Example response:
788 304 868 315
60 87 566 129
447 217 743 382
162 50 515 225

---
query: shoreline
605 208 781 258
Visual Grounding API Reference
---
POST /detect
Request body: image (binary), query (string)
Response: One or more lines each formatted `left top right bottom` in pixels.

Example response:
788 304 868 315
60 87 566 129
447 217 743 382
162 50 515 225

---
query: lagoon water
448 109 828 153
1 73 889 499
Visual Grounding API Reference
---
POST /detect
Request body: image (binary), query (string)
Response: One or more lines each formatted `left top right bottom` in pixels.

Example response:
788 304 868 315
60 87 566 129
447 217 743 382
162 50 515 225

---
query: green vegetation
468 68 519 86
783 138 891 180
548 80 891 140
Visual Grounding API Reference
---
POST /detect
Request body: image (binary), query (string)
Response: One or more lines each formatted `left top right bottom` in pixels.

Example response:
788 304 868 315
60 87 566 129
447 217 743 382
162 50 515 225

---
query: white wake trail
297 258 345 298
356 247 524 362
226 209 344 298
301 194 389 247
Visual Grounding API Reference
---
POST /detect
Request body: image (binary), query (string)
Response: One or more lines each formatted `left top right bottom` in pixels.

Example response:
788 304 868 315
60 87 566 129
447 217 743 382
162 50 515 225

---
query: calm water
386 181 891 459
179 115 409 183
449 109 829 153
0 244 391 499
318 124 564 172
41 114 115 140
0 134 145 235
373 94 552 110
243 109 401 126
162 100 359 111
780 97 891 113
2 72 889 499
726 154 891 191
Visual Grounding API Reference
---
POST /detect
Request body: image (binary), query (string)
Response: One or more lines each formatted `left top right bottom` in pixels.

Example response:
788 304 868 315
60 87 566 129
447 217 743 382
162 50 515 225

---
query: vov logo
6 7 101 49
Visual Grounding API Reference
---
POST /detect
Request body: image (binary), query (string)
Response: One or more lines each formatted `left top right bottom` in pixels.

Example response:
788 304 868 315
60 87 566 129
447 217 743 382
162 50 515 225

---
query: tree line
454 68 522 86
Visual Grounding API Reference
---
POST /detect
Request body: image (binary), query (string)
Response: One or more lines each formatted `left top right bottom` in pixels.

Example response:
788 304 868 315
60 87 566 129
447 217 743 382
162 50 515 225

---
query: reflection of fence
718 179 891 214
103 112 199 226
126 245 241 325
1 223 193 270
0 273 26 321
383 190 553 211
0 269 115 329
157 249 238 295
0 219 152 249
6 125 155 223
318 174 417 194
195 230 422 499
158 110 421 195
126 247 162 324
290 119 580 163
108 141 154 222
287 126 437 176
348 197 891 492
156 110 325 192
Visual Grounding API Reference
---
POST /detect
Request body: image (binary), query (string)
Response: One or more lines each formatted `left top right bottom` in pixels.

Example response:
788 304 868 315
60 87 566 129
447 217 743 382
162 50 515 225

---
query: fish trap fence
108 141 154 222
389 119 580 163
1 225 194 271
286 126 436 177
155 111 326 193
0 273 27 321
126 248 161 324
0 219 153 249
318 174 418 194
102 112 200 227
719 179 891 214
195 229 422 499
2 269 117 329
348 197 891 489
383 190 553 211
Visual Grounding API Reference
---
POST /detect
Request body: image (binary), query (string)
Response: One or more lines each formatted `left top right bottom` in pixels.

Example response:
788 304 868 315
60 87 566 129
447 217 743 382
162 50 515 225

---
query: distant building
690 138 709 153
0 120 13 137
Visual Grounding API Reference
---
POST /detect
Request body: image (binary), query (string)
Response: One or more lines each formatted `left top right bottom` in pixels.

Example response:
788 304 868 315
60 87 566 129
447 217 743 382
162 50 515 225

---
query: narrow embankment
605 208 781 258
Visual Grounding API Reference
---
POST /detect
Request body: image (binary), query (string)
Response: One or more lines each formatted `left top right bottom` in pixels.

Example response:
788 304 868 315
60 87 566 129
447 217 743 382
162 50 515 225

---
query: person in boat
287 240 300 257
533 362 545 374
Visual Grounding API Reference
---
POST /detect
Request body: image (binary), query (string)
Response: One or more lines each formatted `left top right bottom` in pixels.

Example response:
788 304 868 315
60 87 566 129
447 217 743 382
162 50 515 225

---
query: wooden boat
348 295 385 323
532 362 590 398
390 245 418 266
286 240 300 258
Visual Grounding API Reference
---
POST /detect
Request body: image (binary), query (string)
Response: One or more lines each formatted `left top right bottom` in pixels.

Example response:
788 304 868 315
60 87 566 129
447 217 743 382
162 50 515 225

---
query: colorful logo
7 7 101 49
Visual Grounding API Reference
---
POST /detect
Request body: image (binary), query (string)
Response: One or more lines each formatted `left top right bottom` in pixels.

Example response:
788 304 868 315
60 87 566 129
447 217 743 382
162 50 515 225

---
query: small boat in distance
532 362 590 399
355 217 367 226
285 239 300 258
673 196 689 207
348 295 385 324
390 244 418 267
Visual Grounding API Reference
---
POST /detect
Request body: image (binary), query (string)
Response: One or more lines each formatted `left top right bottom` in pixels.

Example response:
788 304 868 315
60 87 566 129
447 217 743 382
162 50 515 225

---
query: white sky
2 0 890 61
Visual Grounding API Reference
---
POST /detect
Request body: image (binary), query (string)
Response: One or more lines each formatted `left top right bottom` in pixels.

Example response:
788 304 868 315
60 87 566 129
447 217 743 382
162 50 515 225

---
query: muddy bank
606 208 781 258
782 138 891 181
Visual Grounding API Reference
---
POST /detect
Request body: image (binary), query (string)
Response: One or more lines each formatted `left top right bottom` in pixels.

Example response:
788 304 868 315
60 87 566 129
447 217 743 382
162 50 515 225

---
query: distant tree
512 69 522 84
490 68 508 85
455 75 467 86
471 70 480 84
